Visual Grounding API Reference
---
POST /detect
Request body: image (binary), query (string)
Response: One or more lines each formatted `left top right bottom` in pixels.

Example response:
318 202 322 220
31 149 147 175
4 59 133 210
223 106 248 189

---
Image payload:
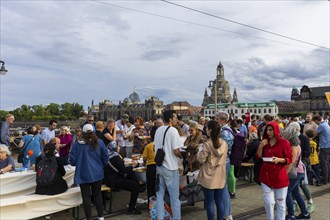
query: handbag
17 135 35 163
288 154 300 180
253 148 264 185
154 126 170 166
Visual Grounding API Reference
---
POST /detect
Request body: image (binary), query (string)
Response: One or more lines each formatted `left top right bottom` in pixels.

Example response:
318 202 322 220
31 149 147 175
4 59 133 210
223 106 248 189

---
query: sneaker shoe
127 209 142 215
223 215 233 220
293 201 298 212
285 215 296 220
229 192 236 199
307 202 315 213
44 216 52 220
295 213 311 219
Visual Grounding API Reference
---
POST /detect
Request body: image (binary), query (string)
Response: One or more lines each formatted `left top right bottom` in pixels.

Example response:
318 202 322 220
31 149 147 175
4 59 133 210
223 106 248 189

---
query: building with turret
290 85 329 116
202 62 237 106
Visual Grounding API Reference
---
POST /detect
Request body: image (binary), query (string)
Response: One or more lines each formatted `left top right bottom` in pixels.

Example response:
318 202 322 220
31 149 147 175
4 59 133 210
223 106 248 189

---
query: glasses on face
76 130 82 133
89 120 94 122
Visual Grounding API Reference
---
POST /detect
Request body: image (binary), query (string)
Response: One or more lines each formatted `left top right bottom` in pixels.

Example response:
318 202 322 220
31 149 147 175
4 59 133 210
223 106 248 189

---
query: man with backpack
0 114 15 146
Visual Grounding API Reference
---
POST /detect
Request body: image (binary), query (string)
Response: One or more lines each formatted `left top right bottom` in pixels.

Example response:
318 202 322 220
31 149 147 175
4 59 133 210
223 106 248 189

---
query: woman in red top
257 121 292 220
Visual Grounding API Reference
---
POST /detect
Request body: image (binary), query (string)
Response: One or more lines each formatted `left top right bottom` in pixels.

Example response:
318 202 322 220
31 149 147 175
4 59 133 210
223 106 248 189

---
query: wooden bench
101 184 113 214
240 162 254 183
0 187 82 220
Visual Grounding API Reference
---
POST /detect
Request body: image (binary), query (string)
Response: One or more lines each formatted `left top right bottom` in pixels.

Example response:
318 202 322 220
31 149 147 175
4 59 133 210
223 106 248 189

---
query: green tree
46 103 60 116
0 110 9 121
32 105 45 117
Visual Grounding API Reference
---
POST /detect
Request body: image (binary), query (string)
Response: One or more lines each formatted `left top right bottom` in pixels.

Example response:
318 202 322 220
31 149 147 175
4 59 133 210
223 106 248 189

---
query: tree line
0 102 84 121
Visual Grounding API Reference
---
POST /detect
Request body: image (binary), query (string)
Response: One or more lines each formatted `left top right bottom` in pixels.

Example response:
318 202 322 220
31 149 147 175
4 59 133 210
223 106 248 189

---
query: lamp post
0 61 8 110
208 80 217 113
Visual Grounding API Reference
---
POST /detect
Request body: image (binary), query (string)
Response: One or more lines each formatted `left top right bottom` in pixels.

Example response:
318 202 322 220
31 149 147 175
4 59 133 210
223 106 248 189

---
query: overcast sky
1 0 329 111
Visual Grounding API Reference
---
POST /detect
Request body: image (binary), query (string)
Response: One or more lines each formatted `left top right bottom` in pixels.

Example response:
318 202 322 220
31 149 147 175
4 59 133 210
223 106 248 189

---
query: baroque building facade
94 91 163 122
291 85 330 116
202 62 237 106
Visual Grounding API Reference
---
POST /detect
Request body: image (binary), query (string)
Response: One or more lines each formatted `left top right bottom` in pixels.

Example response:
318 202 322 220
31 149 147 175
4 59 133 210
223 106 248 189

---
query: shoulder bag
288 154 300 180
154 126 171 166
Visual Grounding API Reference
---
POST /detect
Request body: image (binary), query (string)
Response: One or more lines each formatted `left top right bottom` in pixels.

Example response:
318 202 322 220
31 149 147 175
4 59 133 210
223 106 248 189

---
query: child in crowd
306 130 321 186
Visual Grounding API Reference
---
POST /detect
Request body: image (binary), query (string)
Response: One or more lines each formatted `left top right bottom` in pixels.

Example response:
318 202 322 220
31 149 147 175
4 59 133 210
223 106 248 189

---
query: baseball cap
82 124 93 133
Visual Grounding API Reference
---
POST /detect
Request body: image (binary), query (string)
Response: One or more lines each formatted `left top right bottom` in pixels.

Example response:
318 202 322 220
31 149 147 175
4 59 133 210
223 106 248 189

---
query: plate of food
262 157 273 162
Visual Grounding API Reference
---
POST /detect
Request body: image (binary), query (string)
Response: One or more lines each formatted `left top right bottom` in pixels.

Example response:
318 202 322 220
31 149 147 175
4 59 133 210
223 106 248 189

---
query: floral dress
132 127 149 154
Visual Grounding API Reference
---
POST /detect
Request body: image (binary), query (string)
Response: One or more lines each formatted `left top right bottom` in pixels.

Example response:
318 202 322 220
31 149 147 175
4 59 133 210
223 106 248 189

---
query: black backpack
36 156 59 186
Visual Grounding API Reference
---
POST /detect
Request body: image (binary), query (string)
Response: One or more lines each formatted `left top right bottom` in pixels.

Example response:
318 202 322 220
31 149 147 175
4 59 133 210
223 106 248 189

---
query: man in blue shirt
312 115 330 185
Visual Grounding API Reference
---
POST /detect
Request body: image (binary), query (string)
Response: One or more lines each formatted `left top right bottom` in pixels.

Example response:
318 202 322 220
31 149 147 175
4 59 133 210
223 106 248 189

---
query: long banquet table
0 165 75 199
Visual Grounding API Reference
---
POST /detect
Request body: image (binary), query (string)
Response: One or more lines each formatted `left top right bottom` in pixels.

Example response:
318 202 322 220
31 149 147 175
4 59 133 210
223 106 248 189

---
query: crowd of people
0 111 329 220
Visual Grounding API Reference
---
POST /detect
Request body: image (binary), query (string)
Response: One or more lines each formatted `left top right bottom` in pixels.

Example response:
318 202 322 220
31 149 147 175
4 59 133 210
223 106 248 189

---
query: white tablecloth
0 187 82 220
0 165 75 199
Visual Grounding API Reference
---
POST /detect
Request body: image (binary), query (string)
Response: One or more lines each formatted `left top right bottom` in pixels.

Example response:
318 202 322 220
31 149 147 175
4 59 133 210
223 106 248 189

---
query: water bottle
24 155 31 170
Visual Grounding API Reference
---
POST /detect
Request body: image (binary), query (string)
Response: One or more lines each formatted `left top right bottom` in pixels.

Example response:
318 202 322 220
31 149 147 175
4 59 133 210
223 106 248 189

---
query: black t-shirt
102 127 114 146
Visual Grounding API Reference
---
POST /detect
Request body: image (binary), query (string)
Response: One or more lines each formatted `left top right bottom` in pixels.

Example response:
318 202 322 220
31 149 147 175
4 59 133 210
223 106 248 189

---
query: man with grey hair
0 114 15 146
214 111 233 220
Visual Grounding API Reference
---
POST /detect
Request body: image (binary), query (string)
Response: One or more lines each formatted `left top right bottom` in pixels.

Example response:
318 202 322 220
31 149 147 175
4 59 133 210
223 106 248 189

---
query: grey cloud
141 50 181 61
138 35 187 61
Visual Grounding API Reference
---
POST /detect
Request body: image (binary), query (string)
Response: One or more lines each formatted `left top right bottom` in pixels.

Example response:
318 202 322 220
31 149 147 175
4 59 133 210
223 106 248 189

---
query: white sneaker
98 217 104 220
137 198 147 204
224 215 233 220
44 216 51 220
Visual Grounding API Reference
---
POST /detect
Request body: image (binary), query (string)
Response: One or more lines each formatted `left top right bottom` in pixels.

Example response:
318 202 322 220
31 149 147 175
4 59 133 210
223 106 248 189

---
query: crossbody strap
160 126 171 149
21 135 35 152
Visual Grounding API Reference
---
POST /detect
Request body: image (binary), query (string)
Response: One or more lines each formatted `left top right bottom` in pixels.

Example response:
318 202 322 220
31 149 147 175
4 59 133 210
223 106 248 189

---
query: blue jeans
156 166 181 220
286 173 308 216
202 187 225 220
223 158 231 217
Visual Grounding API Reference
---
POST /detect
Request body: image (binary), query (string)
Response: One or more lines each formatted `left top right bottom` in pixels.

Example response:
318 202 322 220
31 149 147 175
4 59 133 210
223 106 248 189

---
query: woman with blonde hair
184 121 207 172
58 126 72 165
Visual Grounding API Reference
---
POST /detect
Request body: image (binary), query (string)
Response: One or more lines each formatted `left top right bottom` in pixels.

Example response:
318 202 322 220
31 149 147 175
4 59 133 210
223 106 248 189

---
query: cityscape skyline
1 1 329 111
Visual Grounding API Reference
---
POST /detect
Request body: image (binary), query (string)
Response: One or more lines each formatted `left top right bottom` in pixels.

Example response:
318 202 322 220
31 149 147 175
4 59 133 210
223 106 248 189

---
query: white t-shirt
116 120 128 147
40 128 55 144
154 126 181 170
125 125 135 148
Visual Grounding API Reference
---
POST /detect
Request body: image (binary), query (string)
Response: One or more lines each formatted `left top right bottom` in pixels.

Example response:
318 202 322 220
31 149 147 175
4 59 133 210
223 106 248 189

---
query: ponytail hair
207 120 221 149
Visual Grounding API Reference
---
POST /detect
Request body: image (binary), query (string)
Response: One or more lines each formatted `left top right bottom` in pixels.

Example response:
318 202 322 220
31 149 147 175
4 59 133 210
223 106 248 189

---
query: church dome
129 91 141 104
123 97 133 105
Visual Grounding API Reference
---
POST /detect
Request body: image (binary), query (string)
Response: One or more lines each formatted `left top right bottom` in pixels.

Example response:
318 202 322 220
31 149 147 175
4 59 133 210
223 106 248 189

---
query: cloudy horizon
1 0 329 111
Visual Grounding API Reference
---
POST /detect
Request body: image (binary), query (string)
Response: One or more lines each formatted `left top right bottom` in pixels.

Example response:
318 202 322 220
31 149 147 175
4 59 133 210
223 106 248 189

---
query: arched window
311 101 317 109
303 102 309 110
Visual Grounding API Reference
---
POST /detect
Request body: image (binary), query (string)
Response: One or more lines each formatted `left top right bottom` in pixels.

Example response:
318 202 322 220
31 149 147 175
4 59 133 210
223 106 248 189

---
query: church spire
232 88 238 103
204 87 208 96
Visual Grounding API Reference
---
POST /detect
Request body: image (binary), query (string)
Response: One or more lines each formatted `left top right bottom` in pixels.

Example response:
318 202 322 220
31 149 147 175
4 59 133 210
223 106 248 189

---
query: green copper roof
206 102 276 108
